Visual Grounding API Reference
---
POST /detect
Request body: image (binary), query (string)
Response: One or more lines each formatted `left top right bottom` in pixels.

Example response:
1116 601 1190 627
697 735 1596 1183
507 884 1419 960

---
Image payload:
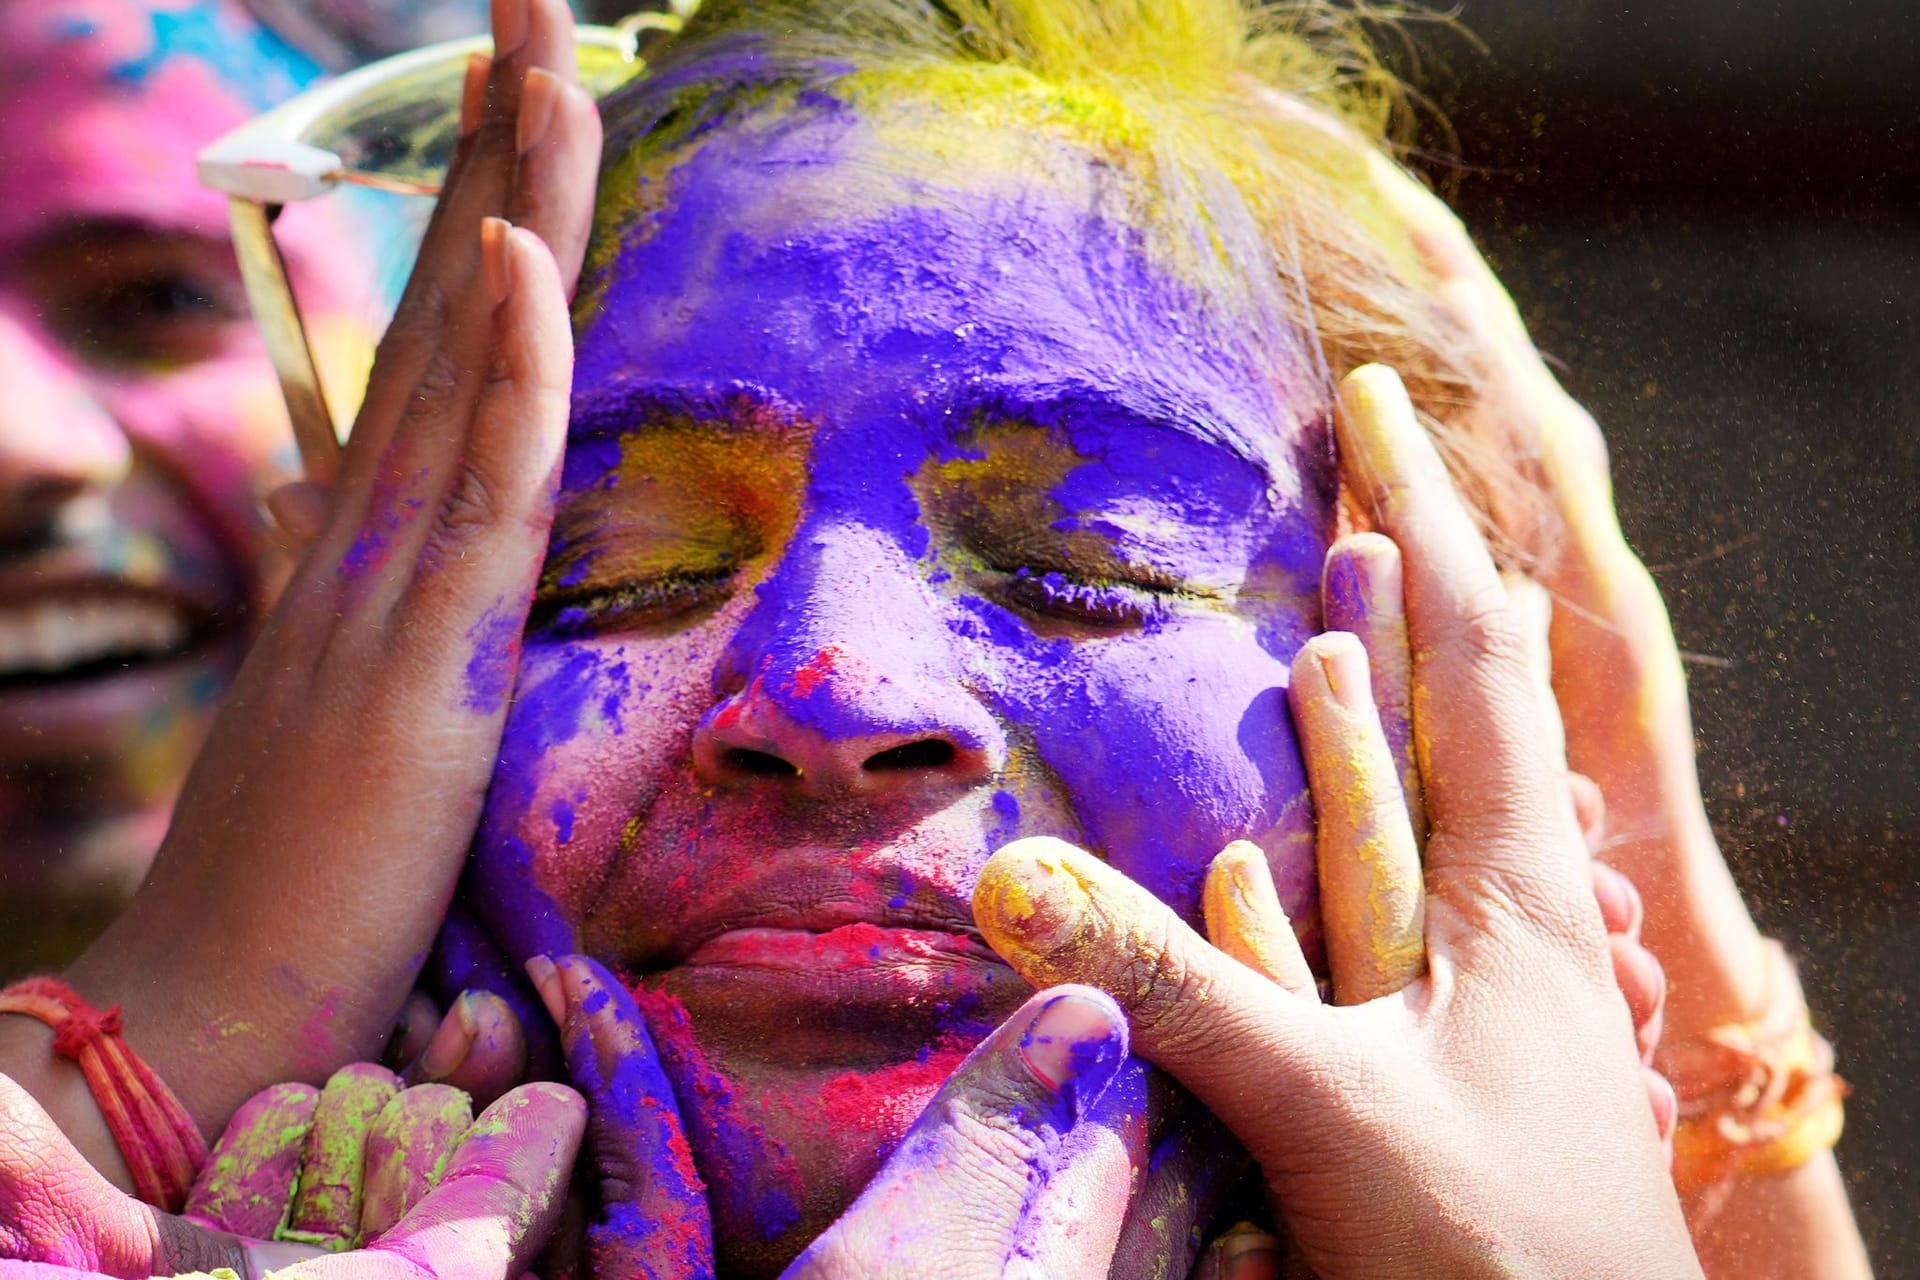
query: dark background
1417 1 1917 1270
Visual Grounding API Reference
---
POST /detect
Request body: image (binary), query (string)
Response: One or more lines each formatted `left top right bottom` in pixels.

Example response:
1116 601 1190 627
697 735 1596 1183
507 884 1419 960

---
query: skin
0 4 1695 1274
466 83 1330 1273
969 366 1705 1278
1 0 602 1193
1364 162 1870 1279
0 0 375 974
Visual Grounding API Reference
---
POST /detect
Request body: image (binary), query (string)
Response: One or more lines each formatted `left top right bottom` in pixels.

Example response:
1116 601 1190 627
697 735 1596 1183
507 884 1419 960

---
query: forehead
0 1 319 246
574 85 1324 487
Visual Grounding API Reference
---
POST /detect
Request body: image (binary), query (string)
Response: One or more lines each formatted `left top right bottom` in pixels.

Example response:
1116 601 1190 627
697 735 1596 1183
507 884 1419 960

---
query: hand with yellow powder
0 0 602 1202
972 366 1703 1280
0 1067 583 1279
1368 163 1870 1278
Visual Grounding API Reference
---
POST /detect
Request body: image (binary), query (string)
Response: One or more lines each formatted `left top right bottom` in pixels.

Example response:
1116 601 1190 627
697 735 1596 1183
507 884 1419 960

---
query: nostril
726 747 800 777
863 739 956 773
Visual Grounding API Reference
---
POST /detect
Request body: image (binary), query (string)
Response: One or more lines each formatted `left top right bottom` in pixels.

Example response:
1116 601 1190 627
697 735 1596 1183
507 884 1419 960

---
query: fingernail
1647 1066 1677 1138
459 52 490 136
491 0 528 57
1017 990 1127 1116
975 837 1094 968
1337 364 1422 507
525 954 564 1028
418 996 478 1080
482 217 513 306
1591 862 1639 935
1616 936 1666 1011
517 67 558 155
1311 633 1373 713
1200 1226 1282 1280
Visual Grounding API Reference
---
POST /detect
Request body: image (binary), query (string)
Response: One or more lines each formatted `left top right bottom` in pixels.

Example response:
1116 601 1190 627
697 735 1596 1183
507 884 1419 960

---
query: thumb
0 1074 245 1277
784 984 1133 1280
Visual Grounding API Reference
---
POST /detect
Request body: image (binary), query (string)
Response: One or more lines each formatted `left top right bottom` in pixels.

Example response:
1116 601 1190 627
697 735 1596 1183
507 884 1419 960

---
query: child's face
474 92 1335 1267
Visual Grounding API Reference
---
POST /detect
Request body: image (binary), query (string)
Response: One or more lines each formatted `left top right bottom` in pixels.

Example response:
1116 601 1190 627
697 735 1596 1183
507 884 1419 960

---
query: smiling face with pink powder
464 63 1344 1269
0 0 373 965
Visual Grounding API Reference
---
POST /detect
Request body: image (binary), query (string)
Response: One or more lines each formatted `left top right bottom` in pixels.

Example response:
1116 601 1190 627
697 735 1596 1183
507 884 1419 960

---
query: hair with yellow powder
591 0 1543 564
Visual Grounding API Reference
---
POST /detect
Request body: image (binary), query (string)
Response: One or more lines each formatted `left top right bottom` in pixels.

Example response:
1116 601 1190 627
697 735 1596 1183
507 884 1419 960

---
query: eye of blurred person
21 224 252 369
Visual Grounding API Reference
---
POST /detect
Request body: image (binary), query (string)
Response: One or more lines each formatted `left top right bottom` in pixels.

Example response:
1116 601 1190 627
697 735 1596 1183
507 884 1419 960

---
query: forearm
1688 1153 1872 1280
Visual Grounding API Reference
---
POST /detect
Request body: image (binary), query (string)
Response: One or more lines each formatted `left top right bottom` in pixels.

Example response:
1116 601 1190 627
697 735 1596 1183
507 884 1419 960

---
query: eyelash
530 567 737 639
997 566 1180 629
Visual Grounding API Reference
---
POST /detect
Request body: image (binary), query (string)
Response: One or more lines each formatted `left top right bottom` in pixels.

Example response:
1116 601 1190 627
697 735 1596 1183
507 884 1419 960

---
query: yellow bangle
1663 940 1848 1197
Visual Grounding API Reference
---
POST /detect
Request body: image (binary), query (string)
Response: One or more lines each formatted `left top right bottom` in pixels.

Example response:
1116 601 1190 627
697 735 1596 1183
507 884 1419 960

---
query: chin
628 939 1033 1275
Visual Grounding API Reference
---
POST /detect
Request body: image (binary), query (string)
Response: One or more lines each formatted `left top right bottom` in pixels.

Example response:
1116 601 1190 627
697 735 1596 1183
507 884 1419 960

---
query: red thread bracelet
0 976 208 1211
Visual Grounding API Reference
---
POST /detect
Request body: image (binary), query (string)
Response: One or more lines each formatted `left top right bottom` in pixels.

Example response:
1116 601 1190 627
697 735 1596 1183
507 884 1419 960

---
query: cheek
982 614 1313 922
102 352 294 533
472 627 732 962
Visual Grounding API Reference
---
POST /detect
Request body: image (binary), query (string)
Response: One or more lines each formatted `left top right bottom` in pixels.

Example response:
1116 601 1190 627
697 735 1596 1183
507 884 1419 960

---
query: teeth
0 597 193 678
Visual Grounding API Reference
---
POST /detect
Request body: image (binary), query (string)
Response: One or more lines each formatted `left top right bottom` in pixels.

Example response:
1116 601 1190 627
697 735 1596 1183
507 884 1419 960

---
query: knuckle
434 460 507 545
377 277 452 367
1115 918 1219 1051
1451 594 1533 671
397 347 468 435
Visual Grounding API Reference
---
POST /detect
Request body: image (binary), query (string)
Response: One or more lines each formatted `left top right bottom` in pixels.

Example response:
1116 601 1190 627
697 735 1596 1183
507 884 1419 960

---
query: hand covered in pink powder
0 1067 583 1278
1 0 604 1186
971 367 1703 1280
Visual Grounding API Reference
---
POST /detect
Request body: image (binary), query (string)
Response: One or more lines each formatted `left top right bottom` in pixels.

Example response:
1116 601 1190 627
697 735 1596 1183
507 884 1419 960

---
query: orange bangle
0 976 208 1211
1662 940 1847 1198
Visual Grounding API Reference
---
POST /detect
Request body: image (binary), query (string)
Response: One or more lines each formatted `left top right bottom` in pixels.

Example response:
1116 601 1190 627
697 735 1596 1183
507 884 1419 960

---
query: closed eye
529 566 738 638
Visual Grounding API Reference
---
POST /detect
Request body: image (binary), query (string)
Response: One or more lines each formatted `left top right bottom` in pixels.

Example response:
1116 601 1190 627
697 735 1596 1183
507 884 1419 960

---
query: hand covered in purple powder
780 984 1223 1280
0 0 603 1186
520 953 1239 1280
970 367 1704 1280
0 1066 582 1278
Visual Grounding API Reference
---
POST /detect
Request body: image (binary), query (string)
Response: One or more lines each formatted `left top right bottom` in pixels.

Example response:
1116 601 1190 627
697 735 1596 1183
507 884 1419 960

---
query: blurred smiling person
0 0 381 973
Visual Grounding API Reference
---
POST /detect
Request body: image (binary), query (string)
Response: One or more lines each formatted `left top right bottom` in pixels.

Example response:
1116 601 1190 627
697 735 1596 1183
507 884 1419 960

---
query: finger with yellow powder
1201 841 1317 998
1287 632 1425 1004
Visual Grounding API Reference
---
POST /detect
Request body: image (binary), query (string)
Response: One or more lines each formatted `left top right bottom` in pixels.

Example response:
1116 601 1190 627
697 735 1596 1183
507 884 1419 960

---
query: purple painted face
471 91 1334 1269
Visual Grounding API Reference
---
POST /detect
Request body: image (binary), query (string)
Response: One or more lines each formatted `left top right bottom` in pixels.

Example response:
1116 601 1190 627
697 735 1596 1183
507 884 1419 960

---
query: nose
0 303 129 548
692 524 1006 797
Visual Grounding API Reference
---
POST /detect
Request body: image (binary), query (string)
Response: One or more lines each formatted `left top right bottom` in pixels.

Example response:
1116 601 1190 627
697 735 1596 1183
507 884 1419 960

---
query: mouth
640 898 1025 1056
0 587 225 691
685 920 1005 975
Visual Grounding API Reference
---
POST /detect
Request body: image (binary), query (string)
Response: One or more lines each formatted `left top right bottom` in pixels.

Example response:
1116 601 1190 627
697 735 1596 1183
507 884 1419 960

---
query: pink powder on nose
789 644 844 698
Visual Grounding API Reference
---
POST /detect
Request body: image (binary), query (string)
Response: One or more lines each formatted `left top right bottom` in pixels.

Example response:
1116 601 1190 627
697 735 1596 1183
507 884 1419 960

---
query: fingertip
482 216 514 306
1014 985 1129 1117
440 991 528 1110
1590 859 1641 938
1647 1066 1677 1149
524 954 564 1029
1569 771 1609 856
416 997 478 1083
974 836 1096 971
1203 842 1316 997
459 52 491 136
264 480 329 547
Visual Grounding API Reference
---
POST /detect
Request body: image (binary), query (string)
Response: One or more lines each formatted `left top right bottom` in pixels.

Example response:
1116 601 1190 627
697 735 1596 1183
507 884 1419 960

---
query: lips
685 920 1005 975
0 588 213 685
